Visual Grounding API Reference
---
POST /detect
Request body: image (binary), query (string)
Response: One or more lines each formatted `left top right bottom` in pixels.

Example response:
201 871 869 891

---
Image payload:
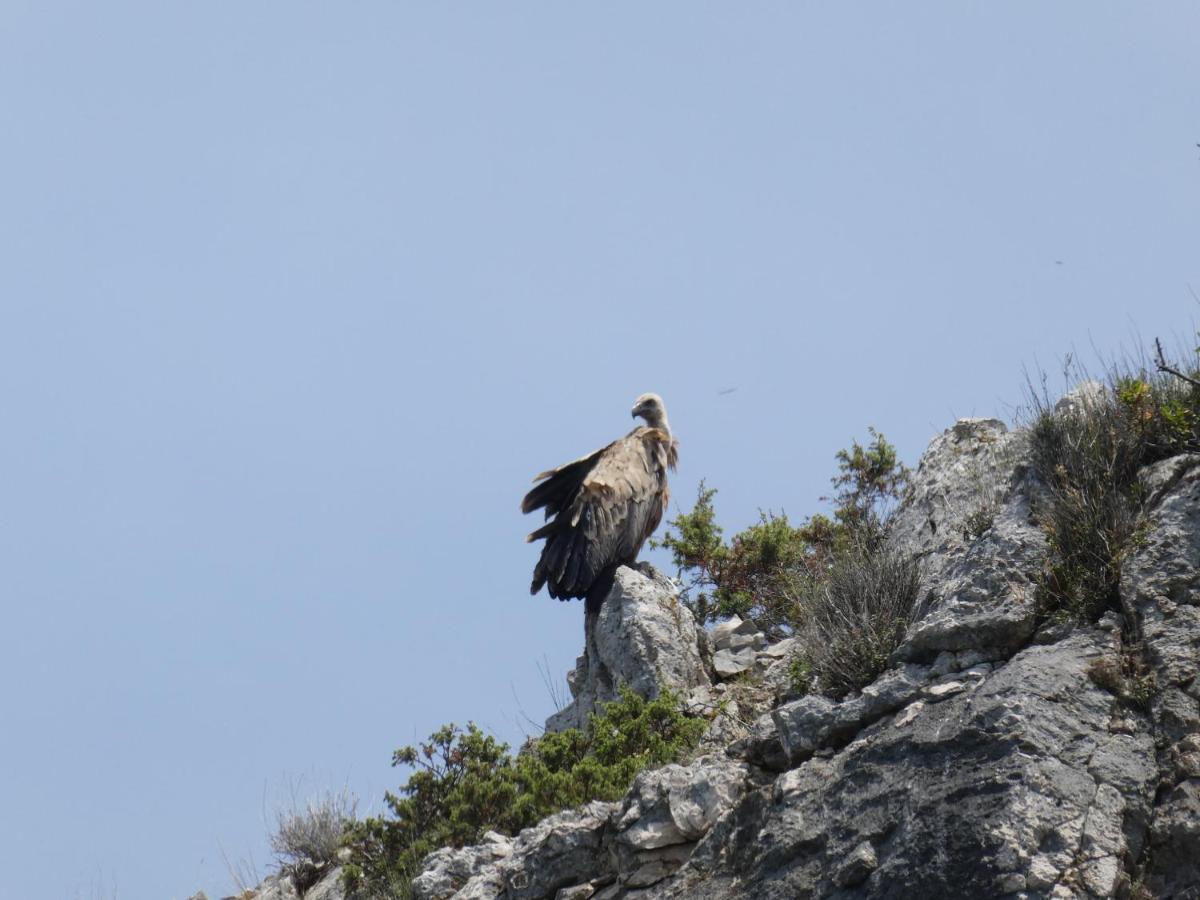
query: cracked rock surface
545 565 710 734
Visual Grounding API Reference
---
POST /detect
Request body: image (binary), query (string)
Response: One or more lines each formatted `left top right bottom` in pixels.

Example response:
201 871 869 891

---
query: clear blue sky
1 4 1197 898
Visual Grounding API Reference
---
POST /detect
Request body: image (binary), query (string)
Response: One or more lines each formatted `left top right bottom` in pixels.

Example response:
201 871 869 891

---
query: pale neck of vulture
639 409 671 437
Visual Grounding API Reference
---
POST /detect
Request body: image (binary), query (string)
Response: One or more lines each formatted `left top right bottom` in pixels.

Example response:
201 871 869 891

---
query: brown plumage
522 393 678 604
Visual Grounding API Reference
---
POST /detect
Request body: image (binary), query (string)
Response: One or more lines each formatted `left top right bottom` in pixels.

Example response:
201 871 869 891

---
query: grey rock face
611 756 750 888
833 841 878 889
412 832 514 900
1120 455 1200 897
546 566 710 733
235 877 300 900
658 630 1158 899
889 417 1017 569
891 417 1046 661
763 662 932 768
302 869 346 900
230 870 348 900
711 647 755 678
443 802 618 900
616 756 749 845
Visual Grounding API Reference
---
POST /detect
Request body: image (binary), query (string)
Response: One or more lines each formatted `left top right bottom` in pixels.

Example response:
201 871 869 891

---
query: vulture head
631 392 671 435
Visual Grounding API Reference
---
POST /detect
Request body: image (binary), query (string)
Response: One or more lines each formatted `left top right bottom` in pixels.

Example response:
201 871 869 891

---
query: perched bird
522 393 678 608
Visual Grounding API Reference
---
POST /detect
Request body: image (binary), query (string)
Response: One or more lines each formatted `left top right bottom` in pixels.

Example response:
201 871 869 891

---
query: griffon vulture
522 393 678 604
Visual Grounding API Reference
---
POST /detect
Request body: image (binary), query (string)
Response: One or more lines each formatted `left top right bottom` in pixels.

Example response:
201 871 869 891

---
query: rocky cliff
227 401 1200 900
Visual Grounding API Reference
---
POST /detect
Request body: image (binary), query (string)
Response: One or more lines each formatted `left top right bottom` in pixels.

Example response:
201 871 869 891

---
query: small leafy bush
828 427 910 540
659 429 917 697
657 430 908 637
651 483 815 633
1029 345 1200 621
341 686 703 899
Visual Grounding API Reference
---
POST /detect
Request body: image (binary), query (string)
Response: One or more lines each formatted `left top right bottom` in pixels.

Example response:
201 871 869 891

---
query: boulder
613 757 749 887
711 647 755 679
709 616 763 650
302 869 345 900
430 802 618 900
412 832 513 900
546 565 710 733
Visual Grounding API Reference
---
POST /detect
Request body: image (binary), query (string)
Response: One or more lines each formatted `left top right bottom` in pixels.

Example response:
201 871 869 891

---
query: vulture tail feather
555 529 582 586
562 531 586 596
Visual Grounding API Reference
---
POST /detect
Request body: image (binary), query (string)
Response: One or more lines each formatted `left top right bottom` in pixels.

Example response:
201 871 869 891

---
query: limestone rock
612 757 748 888
658 631 1158 899
239 875 299 900
412 831 514 900
708 616 761 651
302 869 346 900
216 867 345 900
757 663 932 769
1119 455 1200 896
833 841 878 888
616 756 748 846
1053 379 1108 416
890 418 1046 662
434 802 617 900
546 565 710 733
711 647 755 678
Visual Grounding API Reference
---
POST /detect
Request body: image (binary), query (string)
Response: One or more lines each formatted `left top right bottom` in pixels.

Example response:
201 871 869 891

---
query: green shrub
787 656 813 696
341 686 704 899
1029 347 1200 621
657 431 908 637
828 427 910 541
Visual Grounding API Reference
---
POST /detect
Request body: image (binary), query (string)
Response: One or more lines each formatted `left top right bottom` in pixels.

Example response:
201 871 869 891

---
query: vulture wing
524 428 674 601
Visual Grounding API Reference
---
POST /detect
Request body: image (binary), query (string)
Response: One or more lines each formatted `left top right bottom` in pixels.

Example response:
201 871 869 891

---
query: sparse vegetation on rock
658 429 916 696
1028 342 1200 623
220 336 1200 900
270 785 357 892
340 686 704 899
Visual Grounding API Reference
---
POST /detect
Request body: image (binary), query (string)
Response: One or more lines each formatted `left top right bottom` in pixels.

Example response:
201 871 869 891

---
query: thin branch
1154 337 1200 388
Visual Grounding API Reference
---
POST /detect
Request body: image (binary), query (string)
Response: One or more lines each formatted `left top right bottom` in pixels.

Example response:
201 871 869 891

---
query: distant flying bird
717 386 738 395
522 393 677 607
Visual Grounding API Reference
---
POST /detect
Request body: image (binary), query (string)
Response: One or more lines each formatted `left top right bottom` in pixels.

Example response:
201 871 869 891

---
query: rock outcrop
414 758 753 900
230 402 1200 900
412 411 1200 900
545 564 710 734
